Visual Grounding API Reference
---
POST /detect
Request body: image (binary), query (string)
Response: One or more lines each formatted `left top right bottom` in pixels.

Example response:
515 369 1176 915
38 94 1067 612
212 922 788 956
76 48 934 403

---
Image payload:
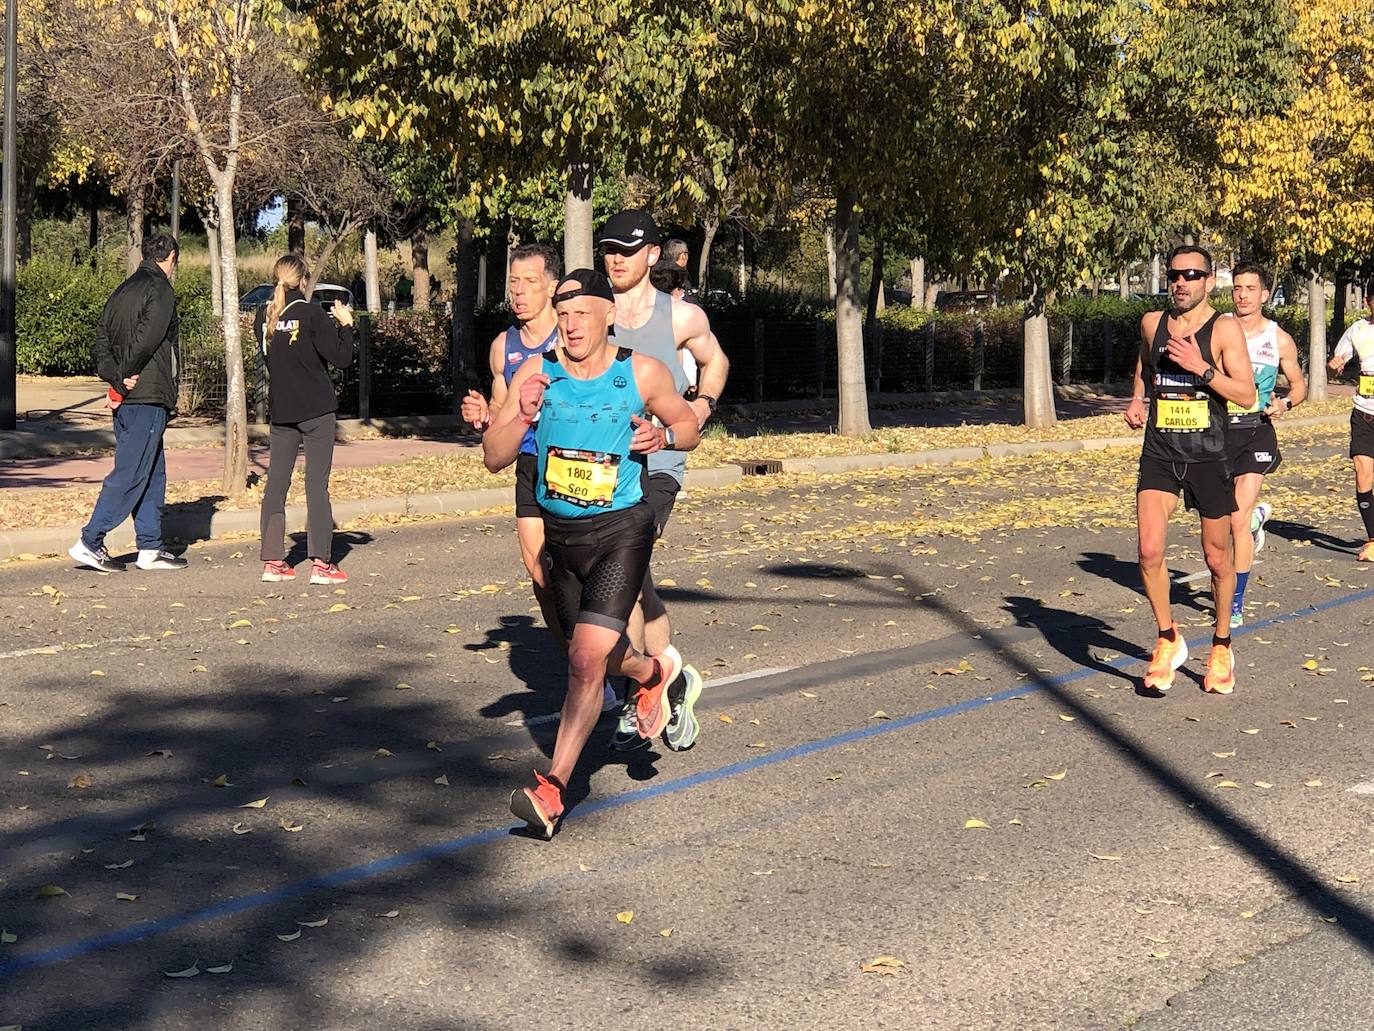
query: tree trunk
911 257 925 310
564 157 594 272
1119 264 1130 300
89 193 100 262
1149 254 1160 294
866 225 885 324
452 213 479 410
363 228 381 314
699 217 719 291
287 194 306 256
126 184 146 276
1331 273 1348 348
216 180 249 493
925 282 939 309
170 160 181 242
477 254 488 307
206 220 223 316
834 183 870 436
737 229 748 296
1308 269 1328 402
411 223 431 311
824 225 837 300
17 159 37 264
1022 283 1057 428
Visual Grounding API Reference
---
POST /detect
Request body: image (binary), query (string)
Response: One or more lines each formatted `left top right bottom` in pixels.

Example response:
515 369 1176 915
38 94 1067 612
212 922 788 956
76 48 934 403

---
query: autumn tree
1219 0 1374 401
296 2 746 273
136 0 312 491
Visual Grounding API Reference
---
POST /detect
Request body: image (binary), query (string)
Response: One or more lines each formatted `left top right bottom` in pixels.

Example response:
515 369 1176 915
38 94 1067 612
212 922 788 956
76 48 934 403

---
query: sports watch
663 426 677 450
1200 367 1216 386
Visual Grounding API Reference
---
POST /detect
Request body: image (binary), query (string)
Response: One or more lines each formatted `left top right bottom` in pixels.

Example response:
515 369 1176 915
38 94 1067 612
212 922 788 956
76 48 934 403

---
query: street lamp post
0 0 16 430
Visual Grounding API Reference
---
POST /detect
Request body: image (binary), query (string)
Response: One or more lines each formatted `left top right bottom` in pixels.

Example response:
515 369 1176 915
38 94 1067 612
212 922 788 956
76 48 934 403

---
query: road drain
733 459 783 476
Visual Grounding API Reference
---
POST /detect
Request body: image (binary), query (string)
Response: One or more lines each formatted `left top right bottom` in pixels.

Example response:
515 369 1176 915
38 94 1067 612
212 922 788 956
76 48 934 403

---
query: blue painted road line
3 583 1371 979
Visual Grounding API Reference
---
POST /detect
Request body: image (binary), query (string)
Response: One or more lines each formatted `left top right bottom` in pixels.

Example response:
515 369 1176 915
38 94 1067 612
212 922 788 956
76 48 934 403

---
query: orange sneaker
635 645 683 739
1358 541 1374 562
1144 625 1188 692
509 771 564 839
1203 642 1235 694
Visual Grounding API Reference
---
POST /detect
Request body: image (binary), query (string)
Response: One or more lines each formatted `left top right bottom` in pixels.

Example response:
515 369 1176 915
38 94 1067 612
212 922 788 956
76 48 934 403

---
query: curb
0 412 1349 562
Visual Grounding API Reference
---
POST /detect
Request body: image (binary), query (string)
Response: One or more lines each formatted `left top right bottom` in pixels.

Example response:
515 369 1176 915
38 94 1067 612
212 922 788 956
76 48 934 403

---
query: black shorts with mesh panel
541 502 656 636
514 452 540 518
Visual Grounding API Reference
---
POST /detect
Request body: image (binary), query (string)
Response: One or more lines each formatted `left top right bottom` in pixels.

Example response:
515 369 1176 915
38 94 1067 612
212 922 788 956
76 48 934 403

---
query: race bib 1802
544 447 620 508
1155 398 1210 431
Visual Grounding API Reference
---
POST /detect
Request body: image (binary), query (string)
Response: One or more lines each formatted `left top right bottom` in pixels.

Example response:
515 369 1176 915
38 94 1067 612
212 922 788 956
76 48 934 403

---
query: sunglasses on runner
1165 268 1209 283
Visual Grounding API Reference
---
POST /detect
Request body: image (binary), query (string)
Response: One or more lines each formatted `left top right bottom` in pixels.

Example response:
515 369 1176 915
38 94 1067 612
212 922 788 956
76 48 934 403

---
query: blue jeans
82 403 169 552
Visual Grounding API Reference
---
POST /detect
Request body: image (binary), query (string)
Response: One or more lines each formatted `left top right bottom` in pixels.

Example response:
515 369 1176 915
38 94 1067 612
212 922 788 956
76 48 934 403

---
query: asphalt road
3 453 1374 1030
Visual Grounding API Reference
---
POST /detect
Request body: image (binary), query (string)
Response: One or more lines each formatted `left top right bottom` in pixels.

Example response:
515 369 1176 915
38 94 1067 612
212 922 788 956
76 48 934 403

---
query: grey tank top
615 289 687 482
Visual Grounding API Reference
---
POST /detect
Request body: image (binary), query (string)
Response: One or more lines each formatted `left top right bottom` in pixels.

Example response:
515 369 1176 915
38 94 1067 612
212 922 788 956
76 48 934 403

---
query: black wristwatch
1200 367 1216 386
697 394 718 413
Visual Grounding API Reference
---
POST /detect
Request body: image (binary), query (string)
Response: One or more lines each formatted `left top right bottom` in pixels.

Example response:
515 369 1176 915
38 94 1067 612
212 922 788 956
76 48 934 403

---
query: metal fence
178 310 1184 420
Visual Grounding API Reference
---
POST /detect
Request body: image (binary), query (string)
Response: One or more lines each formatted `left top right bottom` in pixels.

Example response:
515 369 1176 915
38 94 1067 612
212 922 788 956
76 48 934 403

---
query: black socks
1158 626 1177 642
1212 634 1231 648
1359 490 1374 539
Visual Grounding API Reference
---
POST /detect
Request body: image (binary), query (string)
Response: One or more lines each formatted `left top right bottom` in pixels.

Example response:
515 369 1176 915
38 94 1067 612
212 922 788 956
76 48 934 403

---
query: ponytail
264 254 311 346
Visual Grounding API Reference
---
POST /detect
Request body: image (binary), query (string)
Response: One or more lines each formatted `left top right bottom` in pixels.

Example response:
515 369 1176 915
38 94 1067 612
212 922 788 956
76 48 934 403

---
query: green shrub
17 255 125 374
17 258 219 377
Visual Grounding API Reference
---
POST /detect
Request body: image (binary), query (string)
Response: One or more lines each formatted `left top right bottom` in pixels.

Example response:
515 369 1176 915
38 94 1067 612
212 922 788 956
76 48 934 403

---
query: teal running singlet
534 348 647 519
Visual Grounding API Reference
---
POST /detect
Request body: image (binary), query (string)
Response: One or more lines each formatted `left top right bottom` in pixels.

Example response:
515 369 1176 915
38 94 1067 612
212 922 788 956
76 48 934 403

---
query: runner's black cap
554 268 615 305
598 209 660 251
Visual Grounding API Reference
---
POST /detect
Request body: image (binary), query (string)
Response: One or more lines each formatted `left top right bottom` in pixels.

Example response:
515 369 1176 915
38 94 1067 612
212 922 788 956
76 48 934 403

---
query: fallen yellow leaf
615 911 634 925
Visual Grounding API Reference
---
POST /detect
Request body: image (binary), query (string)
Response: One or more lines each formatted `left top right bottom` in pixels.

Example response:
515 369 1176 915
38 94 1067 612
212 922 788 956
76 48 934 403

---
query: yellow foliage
1220 0 1374 262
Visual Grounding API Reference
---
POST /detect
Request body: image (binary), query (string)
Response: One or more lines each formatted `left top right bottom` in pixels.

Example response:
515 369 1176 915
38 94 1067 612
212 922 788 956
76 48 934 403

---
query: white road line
503 665 795 728
1347 780 1374 795
0 635 151 660
1174 559 1262 585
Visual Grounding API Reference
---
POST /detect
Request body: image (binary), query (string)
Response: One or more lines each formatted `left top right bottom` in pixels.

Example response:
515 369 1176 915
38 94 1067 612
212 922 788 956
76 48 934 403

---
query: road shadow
0 651 705 1029
1261 518 1360 559
1076 551 1210 615
1001 595 1146 692
474 613 666 797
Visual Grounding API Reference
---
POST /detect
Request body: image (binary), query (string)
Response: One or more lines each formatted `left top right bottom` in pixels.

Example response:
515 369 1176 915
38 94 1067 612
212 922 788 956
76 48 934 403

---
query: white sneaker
69 540 125 573
136 549 187 570
1251 502 1271 552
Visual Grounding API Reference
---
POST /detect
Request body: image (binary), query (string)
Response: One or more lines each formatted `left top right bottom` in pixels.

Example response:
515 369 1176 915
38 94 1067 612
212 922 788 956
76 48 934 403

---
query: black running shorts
645 473 681 540
541 502 656 636
1226 421 1282 477
1137 455 1236 520
514 452 541 518
1351 410 1374 459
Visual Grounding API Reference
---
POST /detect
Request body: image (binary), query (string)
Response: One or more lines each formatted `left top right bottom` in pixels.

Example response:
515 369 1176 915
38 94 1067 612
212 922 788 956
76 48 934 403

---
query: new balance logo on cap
599 209 661 250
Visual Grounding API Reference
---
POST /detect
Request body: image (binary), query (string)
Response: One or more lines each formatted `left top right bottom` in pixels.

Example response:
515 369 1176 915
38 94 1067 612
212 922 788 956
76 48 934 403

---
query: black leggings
541 503 655 636
260 412 336 562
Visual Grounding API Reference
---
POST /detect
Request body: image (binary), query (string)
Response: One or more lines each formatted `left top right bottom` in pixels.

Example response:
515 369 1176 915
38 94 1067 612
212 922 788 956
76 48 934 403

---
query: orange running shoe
635 645 683 739
1144 625 1189 692
509 771 565 839
1358 541 1374 562
1203 643 1235 695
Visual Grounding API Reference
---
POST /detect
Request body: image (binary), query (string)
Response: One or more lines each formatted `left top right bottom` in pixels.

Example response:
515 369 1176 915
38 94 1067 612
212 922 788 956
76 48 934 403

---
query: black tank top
1142 311 1228 464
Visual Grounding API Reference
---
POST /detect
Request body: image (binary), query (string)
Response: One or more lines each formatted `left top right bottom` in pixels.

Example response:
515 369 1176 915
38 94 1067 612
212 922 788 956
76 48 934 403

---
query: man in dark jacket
69 232 187 573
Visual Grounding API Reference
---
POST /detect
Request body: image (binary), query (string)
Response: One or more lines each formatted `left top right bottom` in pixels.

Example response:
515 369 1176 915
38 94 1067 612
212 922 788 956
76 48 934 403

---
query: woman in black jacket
254 255 356 585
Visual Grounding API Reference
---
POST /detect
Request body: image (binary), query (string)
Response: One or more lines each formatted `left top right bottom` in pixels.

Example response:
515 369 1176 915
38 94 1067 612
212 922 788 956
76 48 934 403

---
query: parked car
934 290 995 313
238 282 355 314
